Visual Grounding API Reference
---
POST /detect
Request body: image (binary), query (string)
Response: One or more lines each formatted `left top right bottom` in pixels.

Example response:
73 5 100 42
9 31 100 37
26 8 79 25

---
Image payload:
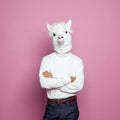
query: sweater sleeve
39 57 71 89
59 60 84 93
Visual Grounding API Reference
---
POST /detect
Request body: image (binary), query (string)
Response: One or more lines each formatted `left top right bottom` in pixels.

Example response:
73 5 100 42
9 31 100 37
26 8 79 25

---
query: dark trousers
43 99 79 120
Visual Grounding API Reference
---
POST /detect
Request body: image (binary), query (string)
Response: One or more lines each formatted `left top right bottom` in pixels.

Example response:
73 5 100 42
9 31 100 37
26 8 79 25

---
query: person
39 20 84 120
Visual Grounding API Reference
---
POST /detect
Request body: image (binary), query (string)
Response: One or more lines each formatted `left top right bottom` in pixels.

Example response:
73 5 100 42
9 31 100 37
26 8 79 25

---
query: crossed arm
39 58 84 93
42 70 84 93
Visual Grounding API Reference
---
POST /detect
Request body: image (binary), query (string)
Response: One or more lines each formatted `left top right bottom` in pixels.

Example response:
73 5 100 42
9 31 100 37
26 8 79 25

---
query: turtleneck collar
54 51 72 58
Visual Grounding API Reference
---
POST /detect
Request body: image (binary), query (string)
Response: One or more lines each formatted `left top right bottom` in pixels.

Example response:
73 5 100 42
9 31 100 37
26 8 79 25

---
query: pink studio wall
0 0 120 120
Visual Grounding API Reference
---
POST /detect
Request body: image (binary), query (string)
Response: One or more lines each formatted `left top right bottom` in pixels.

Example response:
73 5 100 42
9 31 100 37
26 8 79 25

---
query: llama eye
53 33 56 36
65 31 68 34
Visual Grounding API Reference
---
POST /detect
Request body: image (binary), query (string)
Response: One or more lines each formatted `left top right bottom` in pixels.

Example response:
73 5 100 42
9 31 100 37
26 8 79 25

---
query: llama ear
47 24 53 32
66 20 72 28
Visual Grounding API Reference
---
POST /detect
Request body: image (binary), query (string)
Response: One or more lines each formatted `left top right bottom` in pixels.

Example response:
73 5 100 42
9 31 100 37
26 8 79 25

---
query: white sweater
39 52 84 99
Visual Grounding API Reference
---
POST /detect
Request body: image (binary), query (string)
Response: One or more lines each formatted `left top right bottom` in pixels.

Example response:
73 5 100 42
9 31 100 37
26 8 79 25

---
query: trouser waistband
47 96 77 104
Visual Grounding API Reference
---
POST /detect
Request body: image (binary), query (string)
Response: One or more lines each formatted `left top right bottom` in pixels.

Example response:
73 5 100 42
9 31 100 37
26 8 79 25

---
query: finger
43 72 48 76
43 71 49 74
43 74 49 78
45 72 49 75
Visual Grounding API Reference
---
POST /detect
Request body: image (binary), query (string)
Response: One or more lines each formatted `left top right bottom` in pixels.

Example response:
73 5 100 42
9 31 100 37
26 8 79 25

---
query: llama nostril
58 36 64 39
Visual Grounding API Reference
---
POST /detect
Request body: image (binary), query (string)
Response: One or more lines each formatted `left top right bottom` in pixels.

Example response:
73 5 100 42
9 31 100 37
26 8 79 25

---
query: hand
43 71 53 78
70 76 76 83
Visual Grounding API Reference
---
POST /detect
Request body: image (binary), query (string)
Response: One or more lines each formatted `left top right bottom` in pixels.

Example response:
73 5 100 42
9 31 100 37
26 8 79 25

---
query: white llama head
47 20 72 54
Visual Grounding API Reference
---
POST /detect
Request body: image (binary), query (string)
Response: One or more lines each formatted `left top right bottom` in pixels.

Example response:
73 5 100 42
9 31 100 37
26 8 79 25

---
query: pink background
0 0 120 120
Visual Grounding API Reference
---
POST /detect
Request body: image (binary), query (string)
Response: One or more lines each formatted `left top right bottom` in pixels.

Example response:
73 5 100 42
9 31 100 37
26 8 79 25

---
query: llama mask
47 20 72 54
